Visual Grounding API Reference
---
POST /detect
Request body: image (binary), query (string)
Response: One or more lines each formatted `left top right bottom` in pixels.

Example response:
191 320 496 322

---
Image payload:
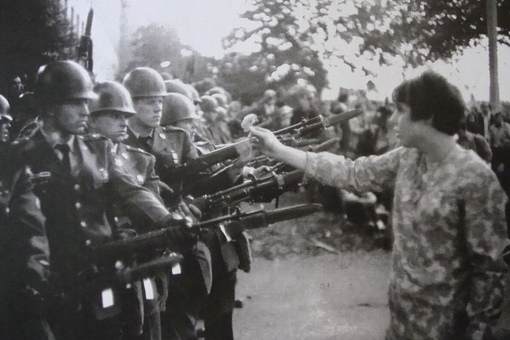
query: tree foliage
0 0 77 91
225 0 510 82
348 0 510 66
123 23 214 82
223 0 330 95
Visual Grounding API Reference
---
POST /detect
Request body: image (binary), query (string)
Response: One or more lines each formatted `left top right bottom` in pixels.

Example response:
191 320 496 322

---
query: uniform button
114 216 119 223
75 202 81 209
74 184 80 191
80 221 87 227
5 207 9 214
85 240 91 246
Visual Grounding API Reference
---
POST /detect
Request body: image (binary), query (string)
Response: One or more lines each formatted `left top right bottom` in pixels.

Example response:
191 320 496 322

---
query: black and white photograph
1 0 510 339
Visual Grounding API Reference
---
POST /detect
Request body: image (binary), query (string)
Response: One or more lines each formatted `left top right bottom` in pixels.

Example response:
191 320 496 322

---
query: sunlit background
68 0 510 103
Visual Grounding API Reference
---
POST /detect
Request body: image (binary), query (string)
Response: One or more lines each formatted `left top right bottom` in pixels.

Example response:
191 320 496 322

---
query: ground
230 190 510 340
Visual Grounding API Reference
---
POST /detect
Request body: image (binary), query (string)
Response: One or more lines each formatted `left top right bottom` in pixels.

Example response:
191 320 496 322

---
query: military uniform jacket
124 126 198 207
111 143 163 233
0 159 48 294
10 128 170 282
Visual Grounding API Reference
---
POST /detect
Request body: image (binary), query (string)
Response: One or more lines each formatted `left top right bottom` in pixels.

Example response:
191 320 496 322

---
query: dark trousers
201 234 237 340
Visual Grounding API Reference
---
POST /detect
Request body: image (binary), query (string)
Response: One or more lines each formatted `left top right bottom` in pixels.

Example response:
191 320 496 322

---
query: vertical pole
487 0 500 111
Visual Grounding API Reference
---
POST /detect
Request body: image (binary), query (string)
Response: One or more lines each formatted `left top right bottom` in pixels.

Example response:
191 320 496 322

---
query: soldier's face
90 112 129 143
0 122 9 143
52 99 90 135
133 97 163 128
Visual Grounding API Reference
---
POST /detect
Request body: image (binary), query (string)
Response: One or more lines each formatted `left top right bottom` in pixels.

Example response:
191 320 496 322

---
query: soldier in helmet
8 60 192 339
162 93 252 340
198 95 231 145
87 81 167 340
165 79 193 100
122 67 209 340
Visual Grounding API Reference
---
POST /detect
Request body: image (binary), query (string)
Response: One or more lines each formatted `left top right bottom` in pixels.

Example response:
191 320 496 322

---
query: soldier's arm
106 142 172 227
3 166 49 294
463 167 508 338
144 153 161 196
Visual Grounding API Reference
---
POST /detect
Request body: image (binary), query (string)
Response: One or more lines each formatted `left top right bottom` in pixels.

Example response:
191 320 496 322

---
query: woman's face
391 103 421 148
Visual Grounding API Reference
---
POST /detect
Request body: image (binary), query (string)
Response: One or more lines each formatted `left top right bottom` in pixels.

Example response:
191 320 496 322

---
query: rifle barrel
307 138 340 152
162 140 244 184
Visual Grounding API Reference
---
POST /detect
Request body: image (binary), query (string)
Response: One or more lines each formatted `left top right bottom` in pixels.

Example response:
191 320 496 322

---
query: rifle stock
117 253 183 284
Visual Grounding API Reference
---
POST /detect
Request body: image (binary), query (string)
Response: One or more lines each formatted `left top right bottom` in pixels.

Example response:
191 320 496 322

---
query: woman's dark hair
392 71 465 135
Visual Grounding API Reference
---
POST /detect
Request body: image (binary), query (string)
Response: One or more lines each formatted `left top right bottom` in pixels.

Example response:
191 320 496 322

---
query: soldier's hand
249 126 284 159
164 221 196 247
177 201 201 224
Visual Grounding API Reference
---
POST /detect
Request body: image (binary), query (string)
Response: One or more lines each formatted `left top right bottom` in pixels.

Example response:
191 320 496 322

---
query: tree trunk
487 0 500 111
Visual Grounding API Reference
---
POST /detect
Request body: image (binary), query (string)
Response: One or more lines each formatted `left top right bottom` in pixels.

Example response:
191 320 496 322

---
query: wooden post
487 0 500 111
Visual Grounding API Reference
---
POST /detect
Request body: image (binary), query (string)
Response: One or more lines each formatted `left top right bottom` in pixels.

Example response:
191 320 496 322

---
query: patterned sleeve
463 165 509 337
304 147 404 193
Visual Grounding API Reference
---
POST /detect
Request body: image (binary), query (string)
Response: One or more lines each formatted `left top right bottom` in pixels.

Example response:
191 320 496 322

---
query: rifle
274 109 363 138
92 219 190 263
160 140 247 185
77 8 94 73
195 203 322 236
192 170 305 214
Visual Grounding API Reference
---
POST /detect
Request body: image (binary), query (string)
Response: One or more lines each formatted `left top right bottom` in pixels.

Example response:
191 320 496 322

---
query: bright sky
88 0 510 103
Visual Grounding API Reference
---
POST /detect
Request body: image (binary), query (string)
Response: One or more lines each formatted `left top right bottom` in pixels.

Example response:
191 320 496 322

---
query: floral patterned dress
305 145 508 339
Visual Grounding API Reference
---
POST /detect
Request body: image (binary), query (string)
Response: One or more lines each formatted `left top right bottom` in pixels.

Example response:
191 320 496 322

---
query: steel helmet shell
122 67 167 99
35 60 96 104
0 113 12 123
211 93 228 108
164 80 192 100
89 81 136 116
186 84 201 104
0 95 10 115
199 95 218 112
161 93 200 126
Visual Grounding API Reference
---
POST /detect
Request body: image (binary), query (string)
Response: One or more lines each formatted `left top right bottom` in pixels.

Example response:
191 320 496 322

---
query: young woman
250 71 508 340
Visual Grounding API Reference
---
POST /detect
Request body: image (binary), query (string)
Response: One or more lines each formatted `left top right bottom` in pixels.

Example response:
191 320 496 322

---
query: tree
225 0 510 80
0 0 77 92
122 23 213 82
223 0 330 96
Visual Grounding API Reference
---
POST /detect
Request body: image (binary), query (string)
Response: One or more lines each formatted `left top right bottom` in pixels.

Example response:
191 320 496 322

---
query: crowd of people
0 60 508 340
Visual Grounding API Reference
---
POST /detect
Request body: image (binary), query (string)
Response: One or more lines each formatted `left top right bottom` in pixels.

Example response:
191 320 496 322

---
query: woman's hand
249 126 284 159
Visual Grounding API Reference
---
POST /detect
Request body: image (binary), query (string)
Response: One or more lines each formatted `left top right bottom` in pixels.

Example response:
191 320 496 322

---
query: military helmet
89 81 136 116
122 67 167 99
0 113 12 124
211 93 228 108
186 84 201 104
164 80 192 100
199 95 218 112
161 93 200 126
35 60 96 104
0 95 10 115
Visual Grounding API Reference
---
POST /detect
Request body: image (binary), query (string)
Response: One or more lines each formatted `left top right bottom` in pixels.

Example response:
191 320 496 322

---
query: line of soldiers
0 61 255 340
